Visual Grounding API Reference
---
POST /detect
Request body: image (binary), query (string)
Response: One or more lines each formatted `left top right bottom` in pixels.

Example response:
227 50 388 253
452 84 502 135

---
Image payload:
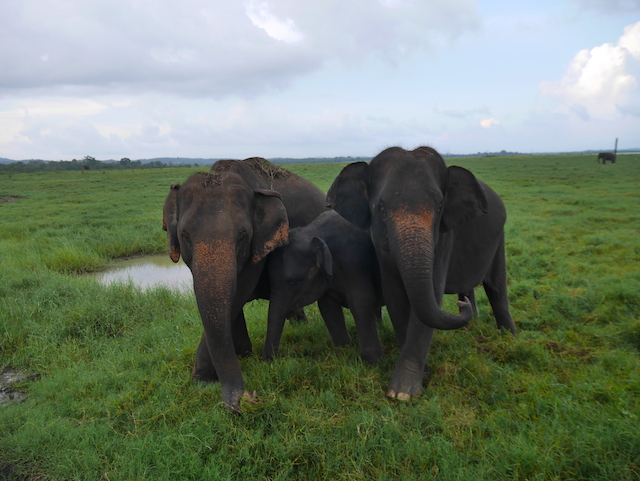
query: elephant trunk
390 210 472 330
192 240 244 409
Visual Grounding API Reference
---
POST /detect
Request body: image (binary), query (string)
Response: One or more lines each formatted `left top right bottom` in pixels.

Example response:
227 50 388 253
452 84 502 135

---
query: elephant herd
162 147 516 412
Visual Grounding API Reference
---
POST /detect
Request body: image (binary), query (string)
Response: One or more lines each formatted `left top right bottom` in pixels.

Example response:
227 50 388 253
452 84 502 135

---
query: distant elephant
163 158 326 412
597 152 616 164
263 210 384 365
327 146 516 400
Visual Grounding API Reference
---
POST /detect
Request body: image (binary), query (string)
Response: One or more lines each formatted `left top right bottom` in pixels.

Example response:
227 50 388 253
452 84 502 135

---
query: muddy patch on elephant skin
1 195 24 204
0 368 39 406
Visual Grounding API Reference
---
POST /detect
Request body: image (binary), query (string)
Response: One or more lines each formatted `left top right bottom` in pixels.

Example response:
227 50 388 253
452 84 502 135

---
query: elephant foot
385 359 426 401
220 385 244 414
223 390 257 414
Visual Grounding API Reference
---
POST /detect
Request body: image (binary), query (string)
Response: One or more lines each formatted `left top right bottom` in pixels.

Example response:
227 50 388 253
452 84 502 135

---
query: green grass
1 155 639 480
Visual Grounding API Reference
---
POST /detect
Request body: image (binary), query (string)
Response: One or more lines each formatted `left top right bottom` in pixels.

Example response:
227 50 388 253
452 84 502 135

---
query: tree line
0 156 201 172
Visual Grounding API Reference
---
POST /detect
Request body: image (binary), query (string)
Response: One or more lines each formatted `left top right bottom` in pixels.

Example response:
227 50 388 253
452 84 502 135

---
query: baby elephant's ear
326 162 371 229
252 189 290 264
311 236 333 283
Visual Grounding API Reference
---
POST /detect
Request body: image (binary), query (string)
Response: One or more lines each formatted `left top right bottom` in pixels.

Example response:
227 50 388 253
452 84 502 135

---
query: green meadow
0 154 638 480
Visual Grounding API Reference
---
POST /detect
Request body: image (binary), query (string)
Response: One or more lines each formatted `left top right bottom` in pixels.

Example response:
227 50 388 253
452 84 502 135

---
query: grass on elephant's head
1 155 639 480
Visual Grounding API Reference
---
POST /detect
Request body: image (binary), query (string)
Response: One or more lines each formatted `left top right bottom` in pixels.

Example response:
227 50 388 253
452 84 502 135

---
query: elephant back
210 157 327 227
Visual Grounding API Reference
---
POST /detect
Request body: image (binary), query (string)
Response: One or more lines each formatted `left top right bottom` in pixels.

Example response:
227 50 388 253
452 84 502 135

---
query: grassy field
0 154 638 480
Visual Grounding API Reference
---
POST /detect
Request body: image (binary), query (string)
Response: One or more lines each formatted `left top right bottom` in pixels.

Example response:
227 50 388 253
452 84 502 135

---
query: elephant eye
378 202 388 221
181 231 191 245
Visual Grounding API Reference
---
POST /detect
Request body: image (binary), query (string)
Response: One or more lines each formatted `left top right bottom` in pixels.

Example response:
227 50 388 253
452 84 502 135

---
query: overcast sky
1 0 639 160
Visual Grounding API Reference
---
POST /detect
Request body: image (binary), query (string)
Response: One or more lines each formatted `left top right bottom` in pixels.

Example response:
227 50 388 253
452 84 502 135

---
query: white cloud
480 118 500 128
0 98 109 146
20 99 109 118
539 21 640 118
245 1 304 43
619 21 640 59
0 0 481 98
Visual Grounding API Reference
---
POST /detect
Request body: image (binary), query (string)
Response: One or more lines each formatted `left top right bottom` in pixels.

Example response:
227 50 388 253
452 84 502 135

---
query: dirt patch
243 157 290 179
0 462 29 480
1 196 24 204
209 158 291 189
0 369 38 406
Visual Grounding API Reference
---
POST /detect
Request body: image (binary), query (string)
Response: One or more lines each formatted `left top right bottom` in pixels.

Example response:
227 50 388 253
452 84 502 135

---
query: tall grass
0 155 638 480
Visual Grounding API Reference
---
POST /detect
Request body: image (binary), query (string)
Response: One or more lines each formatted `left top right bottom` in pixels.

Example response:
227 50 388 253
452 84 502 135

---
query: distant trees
0 156 196 171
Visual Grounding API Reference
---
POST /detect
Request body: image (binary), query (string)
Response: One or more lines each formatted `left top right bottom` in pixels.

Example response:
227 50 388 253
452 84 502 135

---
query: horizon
3 147 639 164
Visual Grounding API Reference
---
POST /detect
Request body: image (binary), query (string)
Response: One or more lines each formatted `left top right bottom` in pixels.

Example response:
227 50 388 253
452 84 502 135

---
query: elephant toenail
243 390 257 399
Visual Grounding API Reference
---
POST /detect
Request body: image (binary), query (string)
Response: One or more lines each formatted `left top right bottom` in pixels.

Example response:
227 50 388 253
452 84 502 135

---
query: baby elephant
264 210 385 365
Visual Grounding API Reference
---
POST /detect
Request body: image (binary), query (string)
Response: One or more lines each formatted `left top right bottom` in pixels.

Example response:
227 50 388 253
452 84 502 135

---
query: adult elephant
597 152 616 164
163 158 326 412
326 146 516 400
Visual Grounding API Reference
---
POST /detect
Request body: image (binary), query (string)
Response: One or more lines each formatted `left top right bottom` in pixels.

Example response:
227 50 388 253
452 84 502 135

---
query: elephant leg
263 302 287 361
232 310 253 357
349 294 384 365
387 312 434 400
458 290 478 316
318 294 351 347
192 333 219 382
483 237 516 335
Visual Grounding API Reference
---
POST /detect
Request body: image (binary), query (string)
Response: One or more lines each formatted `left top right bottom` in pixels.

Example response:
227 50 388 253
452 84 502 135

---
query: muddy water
94 255 193 292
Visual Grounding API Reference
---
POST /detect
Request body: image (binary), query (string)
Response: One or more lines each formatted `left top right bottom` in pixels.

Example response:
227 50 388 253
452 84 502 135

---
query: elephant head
327 146 486 331
162 170 289 410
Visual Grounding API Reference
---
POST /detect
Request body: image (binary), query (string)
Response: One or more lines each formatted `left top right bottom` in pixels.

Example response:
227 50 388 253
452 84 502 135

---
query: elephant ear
326 162 371 229
252 189 290 264
163 184 181 263
441 166 488 232
311 236 333 284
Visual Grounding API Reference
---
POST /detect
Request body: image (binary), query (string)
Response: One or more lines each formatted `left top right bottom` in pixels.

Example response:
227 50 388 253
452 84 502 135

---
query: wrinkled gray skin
327 146 516 400
597 152 616 164
163 158 326 412
263 210 384 364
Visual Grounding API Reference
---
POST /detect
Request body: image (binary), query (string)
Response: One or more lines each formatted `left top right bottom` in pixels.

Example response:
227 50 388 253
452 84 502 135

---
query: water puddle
93 255 193 292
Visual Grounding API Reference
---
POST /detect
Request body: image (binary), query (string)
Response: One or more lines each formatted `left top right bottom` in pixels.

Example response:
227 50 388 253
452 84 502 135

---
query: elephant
163 158 326 412
326 146 516 400
263 209 384 365
597 152 616 164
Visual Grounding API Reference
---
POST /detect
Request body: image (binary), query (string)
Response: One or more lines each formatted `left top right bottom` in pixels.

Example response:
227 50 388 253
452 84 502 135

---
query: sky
1 0 639 161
